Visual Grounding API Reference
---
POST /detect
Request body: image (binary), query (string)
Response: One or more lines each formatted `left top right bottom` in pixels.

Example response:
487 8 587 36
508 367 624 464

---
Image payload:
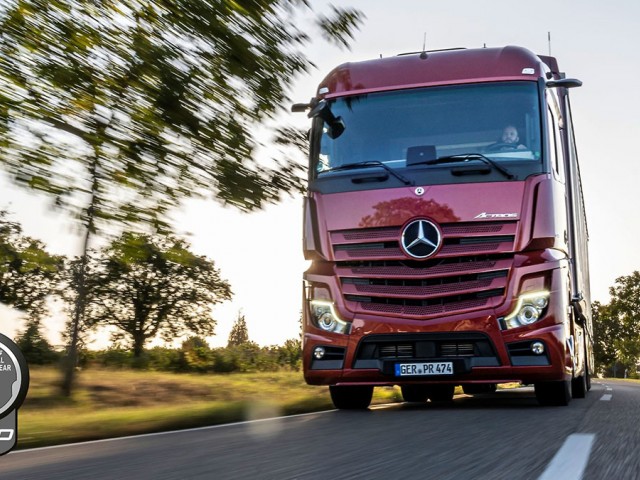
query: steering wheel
486 142 520 152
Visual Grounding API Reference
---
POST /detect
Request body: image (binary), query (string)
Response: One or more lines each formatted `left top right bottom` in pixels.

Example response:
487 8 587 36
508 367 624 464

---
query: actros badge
0 332 30 456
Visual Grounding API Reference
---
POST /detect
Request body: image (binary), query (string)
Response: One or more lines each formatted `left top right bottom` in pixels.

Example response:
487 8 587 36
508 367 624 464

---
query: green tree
277 338 302 370
86 232 232 358
0 1 362 394
592 300 620 375
180 336 212 372
227 312 250 347
14 320 60 365
608 271 640 367
0 211 62 317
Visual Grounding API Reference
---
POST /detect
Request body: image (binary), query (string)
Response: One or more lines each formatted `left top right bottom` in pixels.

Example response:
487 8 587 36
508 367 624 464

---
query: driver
490 125 527 151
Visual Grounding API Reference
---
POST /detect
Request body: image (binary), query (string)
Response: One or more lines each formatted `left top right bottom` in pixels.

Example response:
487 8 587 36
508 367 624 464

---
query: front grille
331 221 516 319
353 333 500 369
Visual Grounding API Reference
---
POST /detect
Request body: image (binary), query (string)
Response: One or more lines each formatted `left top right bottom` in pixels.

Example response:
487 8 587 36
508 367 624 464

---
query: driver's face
502 127 519 144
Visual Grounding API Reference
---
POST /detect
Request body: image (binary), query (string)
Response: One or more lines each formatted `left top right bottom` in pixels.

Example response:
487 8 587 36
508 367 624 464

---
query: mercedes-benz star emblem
401 219 441 259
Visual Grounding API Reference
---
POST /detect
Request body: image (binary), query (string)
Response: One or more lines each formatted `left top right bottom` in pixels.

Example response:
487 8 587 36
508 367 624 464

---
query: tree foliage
608 271 640 365
0 211 62 317
0 0 362 395
227 311 250 347
0 0 363 226
591 271 640 376
85 232 232 357
592 300 619 372
14 320 61 365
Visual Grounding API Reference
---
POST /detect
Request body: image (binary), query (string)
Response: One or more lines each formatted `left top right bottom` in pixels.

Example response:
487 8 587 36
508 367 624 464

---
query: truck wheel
401 385 429 403
329 385 373 410
572 373 587 398
572 338 589 399
585 338 592 391
535 380 571 406
426 384 455 403
461 384 497 395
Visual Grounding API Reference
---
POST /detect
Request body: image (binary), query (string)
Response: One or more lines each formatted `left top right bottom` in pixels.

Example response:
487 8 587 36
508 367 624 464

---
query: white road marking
537 433 595 480
605 387 613 391
600 394 612 401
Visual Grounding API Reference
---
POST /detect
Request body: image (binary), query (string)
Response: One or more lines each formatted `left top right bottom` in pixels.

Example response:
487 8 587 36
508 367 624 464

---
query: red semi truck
294 46 593 408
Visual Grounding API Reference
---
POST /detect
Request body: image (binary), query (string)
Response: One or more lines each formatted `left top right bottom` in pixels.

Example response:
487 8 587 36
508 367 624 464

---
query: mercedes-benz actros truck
294 46 593 408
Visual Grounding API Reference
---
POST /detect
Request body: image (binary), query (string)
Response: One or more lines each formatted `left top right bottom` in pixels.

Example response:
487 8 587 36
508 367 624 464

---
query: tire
572 335 589 399
535 380 571 406
426 384 455 403
585 338 592 391
329 385 373 410
401 385 429 403
572 373 587 398
462 384 497 395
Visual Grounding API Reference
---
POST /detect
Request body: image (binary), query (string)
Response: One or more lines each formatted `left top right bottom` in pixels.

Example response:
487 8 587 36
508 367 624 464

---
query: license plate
395 362 454 377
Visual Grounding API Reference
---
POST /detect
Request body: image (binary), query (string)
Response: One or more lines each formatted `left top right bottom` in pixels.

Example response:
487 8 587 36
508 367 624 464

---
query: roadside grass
601 377 640 384
17 367 402 449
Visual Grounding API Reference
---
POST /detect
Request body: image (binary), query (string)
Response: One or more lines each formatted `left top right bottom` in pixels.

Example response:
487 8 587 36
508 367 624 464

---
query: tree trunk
133 332 146 358
61 231 90 396
61 150 99 397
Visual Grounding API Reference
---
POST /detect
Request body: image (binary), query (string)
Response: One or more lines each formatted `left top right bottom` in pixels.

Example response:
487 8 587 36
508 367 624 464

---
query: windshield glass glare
315 82 542 178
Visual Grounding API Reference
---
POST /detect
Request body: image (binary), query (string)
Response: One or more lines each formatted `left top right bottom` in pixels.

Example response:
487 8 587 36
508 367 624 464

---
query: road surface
1 380 639 479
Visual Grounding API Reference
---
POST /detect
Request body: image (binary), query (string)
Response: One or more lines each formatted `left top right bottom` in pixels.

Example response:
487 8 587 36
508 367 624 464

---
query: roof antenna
547 31 551 56
420 32 428 59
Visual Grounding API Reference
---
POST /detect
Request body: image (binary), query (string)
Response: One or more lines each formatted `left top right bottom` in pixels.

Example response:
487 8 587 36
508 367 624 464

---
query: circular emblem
401 219 441 259
0 333 29 419
414 187 425 196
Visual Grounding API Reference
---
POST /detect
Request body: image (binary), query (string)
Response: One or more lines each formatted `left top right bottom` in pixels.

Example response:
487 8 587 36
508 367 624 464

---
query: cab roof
317 46 556 99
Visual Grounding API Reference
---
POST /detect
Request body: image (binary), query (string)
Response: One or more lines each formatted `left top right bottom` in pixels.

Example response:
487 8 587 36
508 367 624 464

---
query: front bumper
303 260 573 387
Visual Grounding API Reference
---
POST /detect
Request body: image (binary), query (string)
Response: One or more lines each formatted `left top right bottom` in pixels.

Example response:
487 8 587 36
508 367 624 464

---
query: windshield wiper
326 161 414 185
421 153 515 180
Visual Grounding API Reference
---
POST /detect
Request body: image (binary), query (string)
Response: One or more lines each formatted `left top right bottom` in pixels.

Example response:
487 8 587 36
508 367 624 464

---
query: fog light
313 346 326 359
531 342 545 355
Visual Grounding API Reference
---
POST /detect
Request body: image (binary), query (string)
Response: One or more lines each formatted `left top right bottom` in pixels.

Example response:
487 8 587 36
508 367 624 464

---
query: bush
81 339 302 373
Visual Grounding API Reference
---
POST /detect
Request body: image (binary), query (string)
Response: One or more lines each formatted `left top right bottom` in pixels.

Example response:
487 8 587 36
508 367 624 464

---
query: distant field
17 367 403 449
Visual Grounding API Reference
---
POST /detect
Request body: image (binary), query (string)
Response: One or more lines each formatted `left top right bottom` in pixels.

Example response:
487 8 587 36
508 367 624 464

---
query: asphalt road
1 380 639 479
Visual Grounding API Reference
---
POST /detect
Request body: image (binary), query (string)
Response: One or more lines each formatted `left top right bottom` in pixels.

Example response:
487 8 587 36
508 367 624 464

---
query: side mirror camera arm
306 99 345 139
546 78 583 89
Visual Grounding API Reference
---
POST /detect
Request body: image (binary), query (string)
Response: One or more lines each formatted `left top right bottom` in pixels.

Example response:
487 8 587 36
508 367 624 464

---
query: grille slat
336 258 511 279
342 276 507 300
441 343 475 357
330 222 517 245
355 297 492 316
333 238 515 261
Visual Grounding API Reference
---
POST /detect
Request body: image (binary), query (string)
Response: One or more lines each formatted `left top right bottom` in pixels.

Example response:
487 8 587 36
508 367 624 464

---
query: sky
2 0 640 348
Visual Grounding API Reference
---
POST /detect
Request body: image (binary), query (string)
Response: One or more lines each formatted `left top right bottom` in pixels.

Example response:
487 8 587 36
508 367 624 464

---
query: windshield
312 82 543 185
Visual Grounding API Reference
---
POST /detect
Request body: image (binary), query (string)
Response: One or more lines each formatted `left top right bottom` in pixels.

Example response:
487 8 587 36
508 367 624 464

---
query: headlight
309 300 351 334
502 291 550 329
